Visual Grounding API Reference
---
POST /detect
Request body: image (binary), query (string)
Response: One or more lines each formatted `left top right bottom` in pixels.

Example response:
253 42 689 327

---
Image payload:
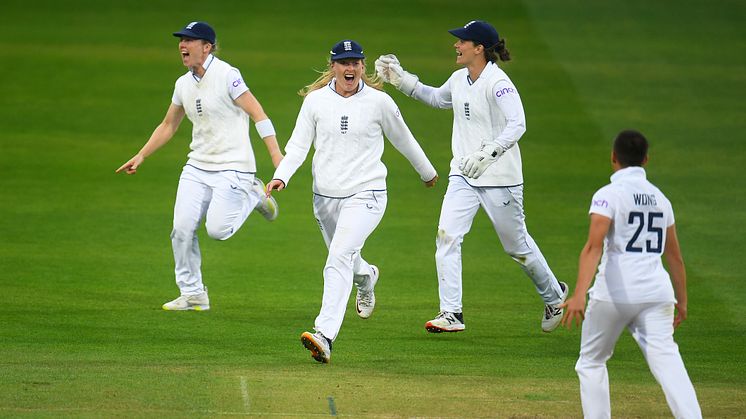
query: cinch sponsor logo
592 199 608 208
496 87 516 98
232 78 243 87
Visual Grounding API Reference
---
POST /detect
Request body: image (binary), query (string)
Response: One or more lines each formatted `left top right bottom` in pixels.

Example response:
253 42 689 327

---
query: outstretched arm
375 54 452 109
234 91 284 168
561 213 611 329
116 103 185 175
380 96 438 186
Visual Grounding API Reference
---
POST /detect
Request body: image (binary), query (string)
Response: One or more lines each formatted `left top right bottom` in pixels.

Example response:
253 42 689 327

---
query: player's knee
327 245 356 264
509 251 534 266
575 356 602 374
324 247 356 282
436 228 460 252
205 221 234 241
170 223 194 242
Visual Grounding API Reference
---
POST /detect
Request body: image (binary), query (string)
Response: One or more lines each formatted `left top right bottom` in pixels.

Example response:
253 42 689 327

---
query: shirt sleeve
380 95 437 182
272 97 315 186
227 68 250 100
589 188 614 219
490 79 526 150
665 197 675 227
171 79 182 106
411 77 452 110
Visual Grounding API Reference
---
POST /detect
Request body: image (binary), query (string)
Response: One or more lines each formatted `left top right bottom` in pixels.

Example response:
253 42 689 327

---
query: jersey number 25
626 211 663 253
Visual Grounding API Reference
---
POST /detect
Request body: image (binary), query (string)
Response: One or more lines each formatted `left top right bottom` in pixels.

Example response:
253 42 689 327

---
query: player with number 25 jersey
561 130 701 418
588 166 675 304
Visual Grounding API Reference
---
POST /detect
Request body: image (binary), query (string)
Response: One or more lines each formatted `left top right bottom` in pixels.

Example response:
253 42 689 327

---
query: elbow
665 253 685 269
582 242 603 260
515 121 526 138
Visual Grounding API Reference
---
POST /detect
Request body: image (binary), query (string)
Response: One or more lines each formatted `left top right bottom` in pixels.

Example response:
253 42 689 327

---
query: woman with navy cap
117 21 283 311
267 39 438 363
376 20 568 334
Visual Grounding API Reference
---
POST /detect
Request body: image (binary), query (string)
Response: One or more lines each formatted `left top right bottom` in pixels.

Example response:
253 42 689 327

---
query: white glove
374 57 390 82
375 54 418 96
459 143 506 179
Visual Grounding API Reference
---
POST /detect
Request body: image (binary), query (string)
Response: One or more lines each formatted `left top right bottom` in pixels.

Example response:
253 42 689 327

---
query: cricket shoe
162 289 210 311
252 177 278 221
541 281 569 332
355 265 379 319
300 331 332 364
425 311 465 333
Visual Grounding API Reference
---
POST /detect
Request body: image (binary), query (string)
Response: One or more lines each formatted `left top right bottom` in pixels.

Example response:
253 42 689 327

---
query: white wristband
255 119 276 139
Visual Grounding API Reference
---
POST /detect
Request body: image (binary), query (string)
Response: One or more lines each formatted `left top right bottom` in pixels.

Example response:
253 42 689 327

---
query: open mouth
344 74 355 82
181 50 190 58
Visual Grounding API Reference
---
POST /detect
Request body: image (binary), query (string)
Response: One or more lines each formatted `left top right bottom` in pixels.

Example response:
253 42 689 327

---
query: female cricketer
266 39 438 363
375 20 567 333
117 21 282 311
561 130 701 418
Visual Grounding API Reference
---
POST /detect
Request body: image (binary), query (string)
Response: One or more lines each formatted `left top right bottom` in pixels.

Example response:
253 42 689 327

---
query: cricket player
375 20 567 333
266 39 438 363
561 130 702 418
116 21 283 310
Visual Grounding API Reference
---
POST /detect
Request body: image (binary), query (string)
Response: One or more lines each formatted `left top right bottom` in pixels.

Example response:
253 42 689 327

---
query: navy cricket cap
330 40 365 61
448 20 499 48
173 21 216 44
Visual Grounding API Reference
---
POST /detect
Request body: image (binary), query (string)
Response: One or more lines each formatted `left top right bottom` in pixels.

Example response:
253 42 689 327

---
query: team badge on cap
330 39 365 61
173 21 216 44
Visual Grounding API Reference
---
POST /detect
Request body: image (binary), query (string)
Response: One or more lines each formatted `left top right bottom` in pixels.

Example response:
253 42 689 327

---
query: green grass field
2 0 745 417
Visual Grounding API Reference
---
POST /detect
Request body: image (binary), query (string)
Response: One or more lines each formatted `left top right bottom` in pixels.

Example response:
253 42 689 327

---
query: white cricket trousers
312 191 387 341
435 176 563 313
171 165 261 296
576 299 702 419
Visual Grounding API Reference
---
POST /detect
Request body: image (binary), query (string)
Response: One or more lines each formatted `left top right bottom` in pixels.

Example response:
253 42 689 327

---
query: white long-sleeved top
411 62 526 187
273 81 437 198
172 55 256 172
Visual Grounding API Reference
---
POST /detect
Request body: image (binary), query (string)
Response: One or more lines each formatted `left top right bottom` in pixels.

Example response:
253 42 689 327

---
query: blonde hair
299 59 383 97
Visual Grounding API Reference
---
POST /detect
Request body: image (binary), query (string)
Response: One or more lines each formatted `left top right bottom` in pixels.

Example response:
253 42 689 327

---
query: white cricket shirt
411 62 525 187
273 80 437 197
588 167 676 304
172 55 255 172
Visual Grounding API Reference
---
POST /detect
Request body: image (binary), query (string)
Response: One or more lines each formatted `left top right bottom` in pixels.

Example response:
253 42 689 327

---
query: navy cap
330 40 365 61
173 21 216 44
448 20 499 48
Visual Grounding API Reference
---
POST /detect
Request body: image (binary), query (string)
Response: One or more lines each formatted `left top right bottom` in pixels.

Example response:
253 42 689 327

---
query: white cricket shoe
425 311 465 333
162 289 210 311
252 177 278 221
355 265 379 319
542 281 569 332
300 331 332 364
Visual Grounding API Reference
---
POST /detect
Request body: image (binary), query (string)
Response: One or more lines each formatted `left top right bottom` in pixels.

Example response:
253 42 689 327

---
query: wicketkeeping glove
375 54 419 96
460 143 506 178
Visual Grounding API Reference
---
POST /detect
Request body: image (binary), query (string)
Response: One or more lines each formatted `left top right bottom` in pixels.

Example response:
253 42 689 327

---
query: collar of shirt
191 54 216 82
467 61 497 85
328 79 365 97
610 166 646 183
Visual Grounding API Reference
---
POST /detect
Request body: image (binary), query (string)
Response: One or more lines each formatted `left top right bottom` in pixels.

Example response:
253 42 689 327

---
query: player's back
589 166 676 304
